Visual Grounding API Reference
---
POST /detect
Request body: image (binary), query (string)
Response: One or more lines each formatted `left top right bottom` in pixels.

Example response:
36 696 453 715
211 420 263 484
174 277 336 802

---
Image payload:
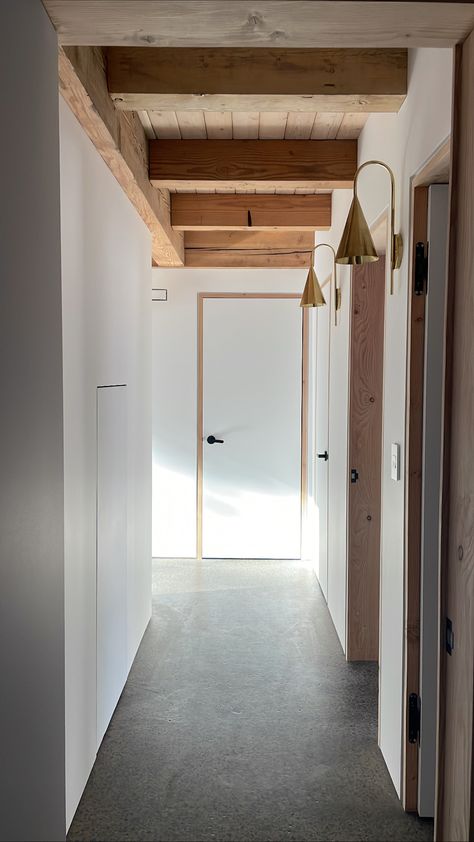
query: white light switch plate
391 443 400 481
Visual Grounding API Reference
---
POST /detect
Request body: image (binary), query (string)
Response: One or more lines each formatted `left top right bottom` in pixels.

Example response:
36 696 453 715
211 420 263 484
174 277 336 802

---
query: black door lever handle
317 451 329 461
207 435 224 444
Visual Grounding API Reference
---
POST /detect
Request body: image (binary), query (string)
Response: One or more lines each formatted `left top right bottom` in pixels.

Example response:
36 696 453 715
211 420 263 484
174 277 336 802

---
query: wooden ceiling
49 1 468 267
138 110 369 146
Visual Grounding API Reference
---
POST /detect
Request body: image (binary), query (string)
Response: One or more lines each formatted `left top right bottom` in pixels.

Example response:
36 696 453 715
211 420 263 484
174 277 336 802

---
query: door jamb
402 137 451 813
196 292 309 560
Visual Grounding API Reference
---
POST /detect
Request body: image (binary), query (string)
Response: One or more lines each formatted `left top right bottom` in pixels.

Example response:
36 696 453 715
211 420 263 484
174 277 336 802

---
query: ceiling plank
106 47 407 113
258 113 288 140
311 113 344 139
285 112 317 140
204 111 233 139
148 111 181 139
59 46 183 266
171 193 331 231
150 139 357 190
337 113 369 139
232 112 260 139
43 2 474 48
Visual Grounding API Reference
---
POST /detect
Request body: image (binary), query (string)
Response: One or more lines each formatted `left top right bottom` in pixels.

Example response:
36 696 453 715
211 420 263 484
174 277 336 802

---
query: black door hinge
350 468 359 483
414 241 428 296
408 693 421 744
446 617 454 655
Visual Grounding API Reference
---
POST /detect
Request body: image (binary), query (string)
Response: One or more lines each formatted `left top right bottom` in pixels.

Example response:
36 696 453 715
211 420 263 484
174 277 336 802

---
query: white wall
0 3 66 839
151 268 311 558
318 48 453 794
60 97 152 828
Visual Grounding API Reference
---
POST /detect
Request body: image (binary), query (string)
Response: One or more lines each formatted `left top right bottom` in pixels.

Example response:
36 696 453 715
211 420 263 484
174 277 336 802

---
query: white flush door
315 295 330 600
202 296 303 559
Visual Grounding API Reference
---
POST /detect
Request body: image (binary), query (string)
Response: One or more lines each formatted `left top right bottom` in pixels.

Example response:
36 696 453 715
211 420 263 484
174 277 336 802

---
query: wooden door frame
402 138 451 813
196 292 309 560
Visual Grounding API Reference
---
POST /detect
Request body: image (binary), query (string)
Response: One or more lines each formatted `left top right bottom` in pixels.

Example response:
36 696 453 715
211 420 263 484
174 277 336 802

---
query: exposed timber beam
171 194 331 231
107 47 407 113
150 140 357 190
59 46 184 266
43 2 474 49
184 231 314 267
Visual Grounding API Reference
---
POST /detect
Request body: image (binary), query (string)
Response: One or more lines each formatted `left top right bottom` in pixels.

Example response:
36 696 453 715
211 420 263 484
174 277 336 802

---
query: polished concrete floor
68 559 433 842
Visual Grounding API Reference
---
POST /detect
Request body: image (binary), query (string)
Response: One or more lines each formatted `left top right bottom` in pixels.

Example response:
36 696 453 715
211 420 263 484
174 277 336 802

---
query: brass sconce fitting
300 243 341 327
335 160 403 295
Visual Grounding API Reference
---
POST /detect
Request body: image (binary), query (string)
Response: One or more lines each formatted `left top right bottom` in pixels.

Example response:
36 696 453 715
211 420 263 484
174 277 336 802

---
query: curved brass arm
313 243 340 326
354 160 403 294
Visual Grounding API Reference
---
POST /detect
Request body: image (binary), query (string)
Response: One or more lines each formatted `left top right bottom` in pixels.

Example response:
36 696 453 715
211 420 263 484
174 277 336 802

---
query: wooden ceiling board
44 2 474 48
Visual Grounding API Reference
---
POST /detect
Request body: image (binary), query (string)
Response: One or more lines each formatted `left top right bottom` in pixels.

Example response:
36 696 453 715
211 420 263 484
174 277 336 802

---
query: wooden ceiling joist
43 2 474 49
58 46 184 267
150 140 357 190
107 47 407 113
171 194 331 231
184 231 314 267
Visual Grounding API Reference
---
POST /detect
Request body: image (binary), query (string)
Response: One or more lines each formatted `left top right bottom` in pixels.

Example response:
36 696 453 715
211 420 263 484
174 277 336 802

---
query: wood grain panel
175 110 207 138
58 46 183 266
107 46 407 112
347 258 385 661
337 113 369 139
171 193 331 231
137 110 155 139
148 110 181 138
437 32 474 842
258 113 288 139
204 111 233 139
285 113 316 140
185 249 311 267
146 109 367 141
184 231 315 250
184 229 314 265
311 113 345 139
232 111 260 139
149 139 357 189
44 2 474 48
403 186 428 812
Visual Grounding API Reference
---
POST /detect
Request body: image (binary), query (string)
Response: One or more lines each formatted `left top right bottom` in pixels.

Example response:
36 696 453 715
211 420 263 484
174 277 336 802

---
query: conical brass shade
300 265 326 308
335 195 379 265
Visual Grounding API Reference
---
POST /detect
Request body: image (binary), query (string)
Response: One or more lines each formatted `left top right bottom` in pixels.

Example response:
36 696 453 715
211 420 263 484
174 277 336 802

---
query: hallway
68 560 432 842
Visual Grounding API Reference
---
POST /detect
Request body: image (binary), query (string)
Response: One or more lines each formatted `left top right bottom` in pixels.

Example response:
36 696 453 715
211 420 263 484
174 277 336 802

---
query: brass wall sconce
335 160 403 295
300 243 341 326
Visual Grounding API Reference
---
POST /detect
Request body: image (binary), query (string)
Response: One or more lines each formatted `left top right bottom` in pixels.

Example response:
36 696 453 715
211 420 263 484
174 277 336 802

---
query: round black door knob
207 435 224 444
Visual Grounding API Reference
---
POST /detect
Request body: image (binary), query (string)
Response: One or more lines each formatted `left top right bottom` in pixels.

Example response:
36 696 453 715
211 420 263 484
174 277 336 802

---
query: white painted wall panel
0 3 65 839
60 97 152 828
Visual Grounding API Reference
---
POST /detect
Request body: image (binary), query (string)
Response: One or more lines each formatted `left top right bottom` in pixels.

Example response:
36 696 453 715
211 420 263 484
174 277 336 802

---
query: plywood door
347 259 385 661
201 296 303 559
315 289 331 599
97 385 128 746
437 33 474 842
